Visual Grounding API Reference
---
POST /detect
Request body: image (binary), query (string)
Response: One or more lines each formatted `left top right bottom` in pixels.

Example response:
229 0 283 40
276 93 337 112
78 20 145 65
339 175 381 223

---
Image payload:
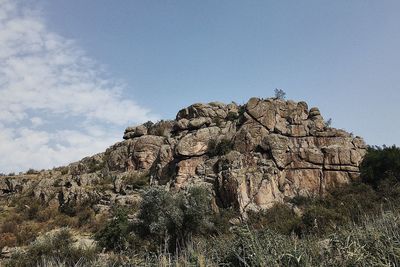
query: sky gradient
1 0 399 172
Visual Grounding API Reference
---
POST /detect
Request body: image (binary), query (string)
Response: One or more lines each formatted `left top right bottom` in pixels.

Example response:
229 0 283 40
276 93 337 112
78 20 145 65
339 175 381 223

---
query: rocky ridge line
0 97 367 215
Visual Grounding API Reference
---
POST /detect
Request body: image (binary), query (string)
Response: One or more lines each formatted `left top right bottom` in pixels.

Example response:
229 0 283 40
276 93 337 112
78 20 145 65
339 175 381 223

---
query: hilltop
1 97 366 215
5 97 400 266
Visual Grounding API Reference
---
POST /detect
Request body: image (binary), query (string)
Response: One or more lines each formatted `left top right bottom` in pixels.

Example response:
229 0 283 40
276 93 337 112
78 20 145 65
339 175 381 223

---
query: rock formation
0 97 367 215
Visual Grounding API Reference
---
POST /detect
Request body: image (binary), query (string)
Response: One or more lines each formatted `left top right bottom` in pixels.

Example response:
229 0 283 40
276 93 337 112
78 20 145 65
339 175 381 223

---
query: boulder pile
0 97 367 215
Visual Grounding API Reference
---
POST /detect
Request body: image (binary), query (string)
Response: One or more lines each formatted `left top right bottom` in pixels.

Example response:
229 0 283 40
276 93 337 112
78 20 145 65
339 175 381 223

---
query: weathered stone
148 120 175 137
324 171 351 189
105 140 135 172
123 125 147 139
133 136 165 170
176 118 190 130
233 123 269 153
176 126 220 156
0 97 367 219
188 117 211 129
246 98 276 131
282 169 322 197
309 107 321 117
175 157 205 188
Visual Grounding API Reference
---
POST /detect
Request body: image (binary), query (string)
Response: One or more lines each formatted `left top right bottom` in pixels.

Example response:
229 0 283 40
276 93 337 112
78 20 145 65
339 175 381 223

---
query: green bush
361 145 400 187
95 207 132 251
26 168 39 175
181 186 213 238
123 172 150 189
136 186 213 251
6 229 97 267
226 111 239 121
301 205 346 236
208 138 233 157
247 204 302 235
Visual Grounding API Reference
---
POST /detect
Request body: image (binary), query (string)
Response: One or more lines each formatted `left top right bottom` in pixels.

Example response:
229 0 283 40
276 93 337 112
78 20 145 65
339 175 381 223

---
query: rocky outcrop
0 97 367 215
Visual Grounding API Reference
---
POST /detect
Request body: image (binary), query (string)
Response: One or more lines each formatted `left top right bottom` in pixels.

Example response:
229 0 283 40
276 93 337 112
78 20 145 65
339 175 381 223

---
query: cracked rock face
0 97 367 215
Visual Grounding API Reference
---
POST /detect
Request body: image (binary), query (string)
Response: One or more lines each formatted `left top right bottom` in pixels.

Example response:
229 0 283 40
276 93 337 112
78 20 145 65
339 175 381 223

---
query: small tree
274 88 286 100
143 121 154 129
136 186 213 250
95 208 132 251
325 118 332 127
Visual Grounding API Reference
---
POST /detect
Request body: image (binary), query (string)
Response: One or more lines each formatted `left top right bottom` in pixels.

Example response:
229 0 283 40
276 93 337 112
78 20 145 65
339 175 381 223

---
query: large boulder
176 126 221 156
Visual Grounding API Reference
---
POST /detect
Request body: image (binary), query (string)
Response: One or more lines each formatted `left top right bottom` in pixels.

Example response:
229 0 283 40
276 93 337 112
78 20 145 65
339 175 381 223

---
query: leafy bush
247 204 302 235
26 168 39 175
208 138 233 157
123 172 150 189
180 186 214 238
361 145 400 187
95 207 132 251
6 228 97 267
274 88 286 100
226 111 239 121
137 187 183 246
143 120 154 129
136 186 213 251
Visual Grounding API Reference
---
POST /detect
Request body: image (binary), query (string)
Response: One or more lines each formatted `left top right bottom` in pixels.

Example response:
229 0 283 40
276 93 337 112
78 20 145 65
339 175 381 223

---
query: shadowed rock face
0 97 367 215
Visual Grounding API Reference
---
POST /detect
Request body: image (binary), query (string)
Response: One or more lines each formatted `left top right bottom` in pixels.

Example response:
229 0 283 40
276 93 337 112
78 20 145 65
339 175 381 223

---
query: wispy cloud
0 0 158 173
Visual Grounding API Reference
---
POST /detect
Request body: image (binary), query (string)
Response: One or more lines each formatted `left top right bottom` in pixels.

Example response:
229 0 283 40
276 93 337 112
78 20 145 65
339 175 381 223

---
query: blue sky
0 0 399 172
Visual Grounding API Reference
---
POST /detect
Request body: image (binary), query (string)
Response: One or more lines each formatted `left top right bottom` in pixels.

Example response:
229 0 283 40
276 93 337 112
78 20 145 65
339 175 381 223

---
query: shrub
247 204 302 235
361 145 400 188
7 228 98 267
136 186 213 251
123 172 150 189
26 168 39 175
181 186 213 238
0 233 17 250
208 139 233 157
226 111 239 121
300 205 346 236
143 120 154 129
327 182 380 222
95 207 132 251
136 187 183 246
274 88 286 100
15 222 42 246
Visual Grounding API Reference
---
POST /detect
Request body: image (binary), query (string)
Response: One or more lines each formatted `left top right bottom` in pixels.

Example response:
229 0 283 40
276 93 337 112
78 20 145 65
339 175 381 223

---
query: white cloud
0 0 158 173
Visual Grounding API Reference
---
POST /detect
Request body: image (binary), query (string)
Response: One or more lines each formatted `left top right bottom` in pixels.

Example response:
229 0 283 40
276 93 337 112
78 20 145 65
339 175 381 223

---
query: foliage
274 88 286 100
26 168 39 175
136 186 213 251
325 118 332 127
87 159 106 173
6 229 98 267
143 120 154 129
248 204 302 235
123 172 150 189
361 145 400 188
95 207 132 251
226 111 239 121
208 138 233 157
